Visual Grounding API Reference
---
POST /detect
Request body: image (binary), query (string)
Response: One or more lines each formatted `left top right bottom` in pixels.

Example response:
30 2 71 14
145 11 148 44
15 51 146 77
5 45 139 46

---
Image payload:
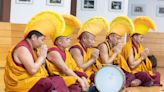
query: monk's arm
47 51 87 90
128 48 144 69
70 48 95 70
98 43 117 64
15 47 45 75
47 51 82 79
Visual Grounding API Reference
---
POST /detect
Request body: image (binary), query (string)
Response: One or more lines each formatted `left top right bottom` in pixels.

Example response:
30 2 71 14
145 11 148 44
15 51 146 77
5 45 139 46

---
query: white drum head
95 65 125 92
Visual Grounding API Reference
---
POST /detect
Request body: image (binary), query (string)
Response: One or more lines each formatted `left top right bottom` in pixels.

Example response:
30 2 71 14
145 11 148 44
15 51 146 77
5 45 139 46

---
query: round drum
95 65 125 92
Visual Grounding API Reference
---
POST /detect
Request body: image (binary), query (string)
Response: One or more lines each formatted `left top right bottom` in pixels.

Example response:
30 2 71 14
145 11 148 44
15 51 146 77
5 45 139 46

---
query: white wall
10 0 71 24
76 0 129 23
128 0 164 32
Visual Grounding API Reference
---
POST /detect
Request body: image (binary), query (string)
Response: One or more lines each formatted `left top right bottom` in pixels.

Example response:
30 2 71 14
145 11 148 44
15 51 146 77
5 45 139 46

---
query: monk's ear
133 35 138 39
57 38 63 45
31 34 37 40
108 35 113 40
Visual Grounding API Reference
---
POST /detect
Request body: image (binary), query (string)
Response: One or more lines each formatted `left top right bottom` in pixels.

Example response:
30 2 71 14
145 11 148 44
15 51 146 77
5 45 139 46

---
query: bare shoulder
70 47 81 55
47 50 62 61
14 46 34 65
14 46 32 57
98 43 107 50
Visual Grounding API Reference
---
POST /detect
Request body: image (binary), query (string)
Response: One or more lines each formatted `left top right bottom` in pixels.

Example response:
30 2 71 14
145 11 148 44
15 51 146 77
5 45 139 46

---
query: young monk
46 14 89 92
70 17 109 83
121 16 161 86
4 11 69 92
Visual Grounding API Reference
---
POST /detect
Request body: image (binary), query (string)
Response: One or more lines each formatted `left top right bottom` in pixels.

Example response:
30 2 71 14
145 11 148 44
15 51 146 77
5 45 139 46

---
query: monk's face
58 36 71 48
83 32 95 48
32 35 45 48
109 34 121 46
137 34 144 43
133 34 144 43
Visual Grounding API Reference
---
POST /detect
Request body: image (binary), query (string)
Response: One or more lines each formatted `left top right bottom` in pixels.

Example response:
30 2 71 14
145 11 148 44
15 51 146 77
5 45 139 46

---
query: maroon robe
14 39 69 92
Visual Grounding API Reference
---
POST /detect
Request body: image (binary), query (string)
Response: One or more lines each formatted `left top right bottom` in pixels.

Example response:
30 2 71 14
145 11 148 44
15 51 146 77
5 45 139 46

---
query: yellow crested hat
131 16 156 36
52 14 81 41
108 16 134 36
24 10 65 40
78 16 109 36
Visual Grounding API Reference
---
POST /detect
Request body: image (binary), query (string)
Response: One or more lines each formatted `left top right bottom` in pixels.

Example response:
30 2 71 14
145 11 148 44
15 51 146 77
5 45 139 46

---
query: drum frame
94 65 125 92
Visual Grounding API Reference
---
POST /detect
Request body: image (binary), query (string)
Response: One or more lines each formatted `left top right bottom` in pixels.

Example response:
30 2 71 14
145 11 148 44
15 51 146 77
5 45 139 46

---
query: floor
0 68 164 92
122 68 164 92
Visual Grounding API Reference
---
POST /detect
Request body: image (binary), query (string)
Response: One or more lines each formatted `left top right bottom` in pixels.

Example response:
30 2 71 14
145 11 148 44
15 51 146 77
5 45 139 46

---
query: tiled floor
0 68 164 92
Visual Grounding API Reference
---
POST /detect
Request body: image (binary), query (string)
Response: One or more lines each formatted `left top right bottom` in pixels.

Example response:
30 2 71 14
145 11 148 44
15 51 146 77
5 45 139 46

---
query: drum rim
94 65 125 92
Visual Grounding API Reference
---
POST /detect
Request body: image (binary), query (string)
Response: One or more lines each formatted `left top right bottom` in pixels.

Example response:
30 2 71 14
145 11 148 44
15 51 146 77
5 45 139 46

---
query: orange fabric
4 43 48 92
121 41 153 75
100 41 131 73
46 45 83 86
74 43 102 77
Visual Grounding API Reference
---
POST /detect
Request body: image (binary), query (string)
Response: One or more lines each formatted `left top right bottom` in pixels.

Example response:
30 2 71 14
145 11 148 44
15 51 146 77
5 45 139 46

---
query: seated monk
4 11 69 92
98 16 137 87
121 16 161 86
46 14 89 92
70 17 109 83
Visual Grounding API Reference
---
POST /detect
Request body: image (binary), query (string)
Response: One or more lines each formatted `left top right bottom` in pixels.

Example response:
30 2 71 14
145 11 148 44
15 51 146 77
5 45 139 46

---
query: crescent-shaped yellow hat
131 16 156 36
24 10 65 40
108 16 135 36
51 14 81 41
78 16 109 36
61 14 81 37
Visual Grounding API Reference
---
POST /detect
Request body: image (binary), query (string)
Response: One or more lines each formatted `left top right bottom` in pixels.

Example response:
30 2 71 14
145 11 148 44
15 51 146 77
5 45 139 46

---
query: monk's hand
77 78 87 92
38 44 48 59
140 51 147 61
113 45 122 55
144 48 149 56
91 49 99 60
81 77 89 89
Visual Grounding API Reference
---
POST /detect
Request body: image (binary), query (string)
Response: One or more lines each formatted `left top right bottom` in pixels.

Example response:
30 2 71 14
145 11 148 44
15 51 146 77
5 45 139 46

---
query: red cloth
69 82 82 92
89 73 95 83
123 70 136 87
29 76 69 92
70 45 84 56
74 71 88 78
135 71 161 86
48 47 66 61
12 39 36 68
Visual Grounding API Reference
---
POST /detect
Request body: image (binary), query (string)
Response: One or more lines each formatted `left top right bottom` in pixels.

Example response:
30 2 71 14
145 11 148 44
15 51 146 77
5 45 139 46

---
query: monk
4 11 69 92
98 16 138 87
121 16 161 86
46 14 89 92
70 17 109 83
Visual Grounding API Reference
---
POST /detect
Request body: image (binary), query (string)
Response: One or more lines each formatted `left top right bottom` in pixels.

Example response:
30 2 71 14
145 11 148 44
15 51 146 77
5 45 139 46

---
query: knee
136 72 149 77
154 71 161 78
155 72 160 76
141 72 149 77
40 78 53 86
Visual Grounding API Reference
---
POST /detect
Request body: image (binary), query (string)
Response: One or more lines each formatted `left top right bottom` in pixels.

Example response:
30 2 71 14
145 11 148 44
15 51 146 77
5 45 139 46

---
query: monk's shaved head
78 31 95 48
79 31 94 40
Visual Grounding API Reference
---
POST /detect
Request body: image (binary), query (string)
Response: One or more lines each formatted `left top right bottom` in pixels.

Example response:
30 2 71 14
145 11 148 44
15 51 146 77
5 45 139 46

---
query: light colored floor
122 68 164 92
0 68 164 92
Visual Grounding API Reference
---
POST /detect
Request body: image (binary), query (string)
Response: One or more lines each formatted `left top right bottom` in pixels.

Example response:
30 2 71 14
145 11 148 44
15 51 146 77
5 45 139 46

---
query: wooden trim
2 0 11 22
0 0 3 20
71 0 77 16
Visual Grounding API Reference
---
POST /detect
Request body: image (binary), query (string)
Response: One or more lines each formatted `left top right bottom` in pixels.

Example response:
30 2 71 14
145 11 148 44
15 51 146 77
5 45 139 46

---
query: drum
95 65 125 92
